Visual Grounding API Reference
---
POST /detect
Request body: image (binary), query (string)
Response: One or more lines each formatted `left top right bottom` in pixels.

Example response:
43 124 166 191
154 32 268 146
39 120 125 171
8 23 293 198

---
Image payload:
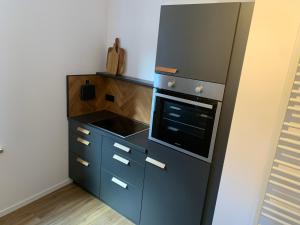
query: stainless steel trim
113 143 131 153
207 102 222 162
111 177 128 189
76 157 89 167
113 154 130 165
155 92 213 109
154 74 225 101
145 157 166 169
77 127 90 135
77 137 90 146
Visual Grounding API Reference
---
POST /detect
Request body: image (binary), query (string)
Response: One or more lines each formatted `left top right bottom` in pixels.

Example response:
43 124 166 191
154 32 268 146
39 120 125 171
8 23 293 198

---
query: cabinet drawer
69 153 100 198
69 133 101 163
100 170 142 224
102 136 145 165
69 120 98 139
102 147 145 188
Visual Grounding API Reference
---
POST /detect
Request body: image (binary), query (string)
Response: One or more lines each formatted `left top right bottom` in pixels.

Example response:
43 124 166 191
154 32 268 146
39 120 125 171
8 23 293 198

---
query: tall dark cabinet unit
151 2 254 225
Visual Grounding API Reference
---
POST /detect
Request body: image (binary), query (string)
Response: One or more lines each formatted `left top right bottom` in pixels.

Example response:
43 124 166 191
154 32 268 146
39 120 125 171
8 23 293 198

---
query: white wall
106 0 253 81
0 0 108 215
213 1 300 225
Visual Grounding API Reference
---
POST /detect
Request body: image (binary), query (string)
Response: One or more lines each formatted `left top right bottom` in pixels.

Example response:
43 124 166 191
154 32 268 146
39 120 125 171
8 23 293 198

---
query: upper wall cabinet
155 3 240 84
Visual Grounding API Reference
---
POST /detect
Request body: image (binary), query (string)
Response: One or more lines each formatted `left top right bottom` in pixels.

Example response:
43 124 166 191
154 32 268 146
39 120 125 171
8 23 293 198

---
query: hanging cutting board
117 46 125 75
106 38 125 75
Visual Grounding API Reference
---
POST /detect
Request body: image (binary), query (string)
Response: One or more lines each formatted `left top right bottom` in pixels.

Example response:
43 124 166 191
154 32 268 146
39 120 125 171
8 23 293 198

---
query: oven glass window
151 94 218 159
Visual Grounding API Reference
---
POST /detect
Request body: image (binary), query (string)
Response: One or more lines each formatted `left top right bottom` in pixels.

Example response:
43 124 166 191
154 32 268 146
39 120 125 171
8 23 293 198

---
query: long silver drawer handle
167 126 179 132
111 177 128 189
77 137 90 146
113 154 130 165
169 113 181 118
76 157 89 167
77 127 90 135
146 157 166 170
170 106 182 111
113 143 130 153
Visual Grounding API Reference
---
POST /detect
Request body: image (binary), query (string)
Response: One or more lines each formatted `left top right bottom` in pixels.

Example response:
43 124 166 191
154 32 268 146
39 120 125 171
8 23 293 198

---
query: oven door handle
155 93 213 109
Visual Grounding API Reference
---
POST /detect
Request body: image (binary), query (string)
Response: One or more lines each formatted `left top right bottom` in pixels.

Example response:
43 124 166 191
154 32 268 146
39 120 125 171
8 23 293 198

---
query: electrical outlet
105 94 115 102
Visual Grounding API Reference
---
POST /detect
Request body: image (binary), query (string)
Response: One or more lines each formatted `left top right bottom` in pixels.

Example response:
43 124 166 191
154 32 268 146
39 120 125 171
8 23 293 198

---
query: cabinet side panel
201 3 255 225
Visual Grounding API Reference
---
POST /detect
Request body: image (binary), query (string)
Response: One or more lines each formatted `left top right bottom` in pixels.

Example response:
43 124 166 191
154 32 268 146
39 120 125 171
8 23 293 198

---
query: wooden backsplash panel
103 79 153 124
67 75 153 124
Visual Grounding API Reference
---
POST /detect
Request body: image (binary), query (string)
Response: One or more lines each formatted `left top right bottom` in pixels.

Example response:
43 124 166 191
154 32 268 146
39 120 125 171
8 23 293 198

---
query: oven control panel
154 74 225 101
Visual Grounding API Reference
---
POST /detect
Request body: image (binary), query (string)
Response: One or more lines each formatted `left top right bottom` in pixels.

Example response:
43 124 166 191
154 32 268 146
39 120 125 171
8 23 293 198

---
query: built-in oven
149 75 224 163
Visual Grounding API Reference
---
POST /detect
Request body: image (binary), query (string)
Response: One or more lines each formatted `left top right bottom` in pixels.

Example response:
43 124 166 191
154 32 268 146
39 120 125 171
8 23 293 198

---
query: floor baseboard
0 178 72 218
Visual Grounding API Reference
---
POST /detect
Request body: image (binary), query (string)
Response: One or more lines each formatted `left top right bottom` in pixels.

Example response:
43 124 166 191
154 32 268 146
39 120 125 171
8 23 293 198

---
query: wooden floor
0 184 134 225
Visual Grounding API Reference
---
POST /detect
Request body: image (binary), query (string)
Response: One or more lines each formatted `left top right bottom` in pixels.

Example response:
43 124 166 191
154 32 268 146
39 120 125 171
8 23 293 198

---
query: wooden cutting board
106 38 125 75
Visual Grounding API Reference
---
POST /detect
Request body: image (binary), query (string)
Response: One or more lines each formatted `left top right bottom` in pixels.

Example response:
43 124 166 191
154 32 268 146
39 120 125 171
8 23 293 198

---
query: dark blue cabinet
140 143 211 225
156 3 240 84
69 120 101 198
100 136 146 224
69 152 101 197
69 119 211 225
101 169 143 224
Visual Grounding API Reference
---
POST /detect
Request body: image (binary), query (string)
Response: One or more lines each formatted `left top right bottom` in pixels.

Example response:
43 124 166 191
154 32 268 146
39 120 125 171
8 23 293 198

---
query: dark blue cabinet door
68 120 101 198
140 143 210 225
156 3 240 84
69 153 101 198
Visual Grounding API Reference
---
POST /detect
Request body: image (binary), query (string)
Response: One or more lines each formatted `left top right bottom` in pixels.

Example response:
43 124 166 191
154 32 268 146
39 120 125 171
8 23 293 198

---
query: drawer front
69 120 98 139
102 136 145 165
69 153 100 198
100 170 142 224
69 133 101 163
102 147 145 188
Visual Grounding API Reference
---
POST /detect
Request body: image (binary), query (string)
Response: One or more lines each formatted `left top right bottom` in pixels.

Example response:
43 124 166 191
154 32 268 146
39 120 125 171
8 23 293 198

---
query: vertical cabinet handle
77 127 90 135
113 154 130 165
76 157 89 167
113 142 130 153
77 137 90 146
111 177 128 189
146 157 166 170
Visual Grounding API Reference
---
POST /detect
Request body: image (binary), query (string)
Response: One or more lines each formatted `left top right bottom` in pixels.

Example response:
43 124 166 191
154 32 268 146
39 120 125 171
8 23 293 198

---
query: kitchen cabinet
140 142 210 225
155 3 240 84
69 117 211 225
100 136 146 224
69 120 101 198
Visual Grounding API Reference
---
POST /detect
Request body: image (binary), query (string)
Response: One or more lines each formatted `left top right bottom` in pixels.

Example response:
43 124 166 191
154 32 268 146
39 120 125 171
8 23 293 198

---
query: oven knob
168 81 176 88
195 85 204 93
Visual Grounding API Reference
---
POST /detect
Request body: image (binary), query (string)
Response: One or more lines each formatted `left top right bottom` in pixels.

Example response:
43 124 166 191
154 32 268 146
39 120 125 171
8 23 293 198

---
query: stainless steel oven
149 75 224 163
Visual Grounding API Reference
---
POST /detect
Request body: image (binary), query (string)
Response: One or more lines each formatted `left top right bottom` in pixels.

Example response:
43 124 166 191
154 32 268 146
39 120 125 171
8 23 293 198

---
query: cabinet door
69 153 101 198
156 3 240 84
140 144 210 225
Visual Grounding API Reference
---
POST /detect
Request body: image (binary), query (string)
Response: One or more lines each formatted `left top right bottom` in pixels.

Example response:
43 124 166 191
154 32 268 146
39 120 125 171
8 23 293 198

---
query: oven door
149 89 222 163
